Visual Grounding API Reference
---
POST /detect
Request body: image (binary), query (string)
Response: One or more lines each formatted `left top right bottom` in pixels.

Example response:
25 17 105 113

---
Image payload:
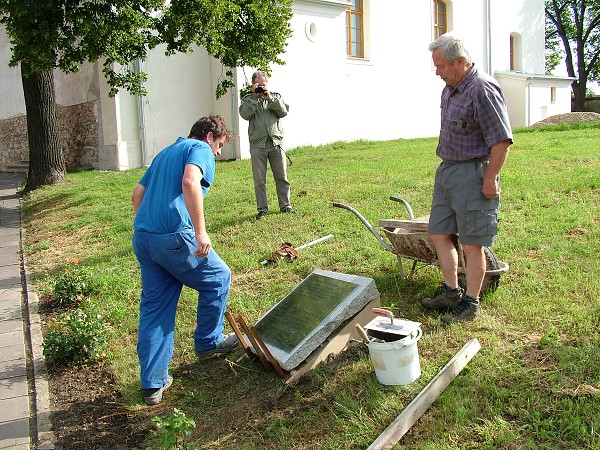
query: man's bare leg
429 233 459 288
462 244 485 299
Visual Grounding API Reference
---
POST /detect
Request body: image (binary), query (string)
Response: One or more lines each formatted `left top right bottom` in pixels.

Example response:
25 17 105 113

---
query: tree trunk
571 80 587 112
21 67 65 192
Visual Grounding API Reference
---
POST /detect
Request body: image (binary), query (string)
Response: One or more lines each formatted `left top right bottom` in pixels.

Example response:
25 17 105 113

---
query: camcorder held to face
254 85 267 94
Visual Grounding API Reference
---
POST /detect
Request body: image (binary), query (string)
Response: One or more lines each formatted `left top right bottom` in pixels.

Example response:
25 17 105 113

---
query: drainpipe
135 58 148 166
526 76 533 126
486 0 492 74
230 78 238 160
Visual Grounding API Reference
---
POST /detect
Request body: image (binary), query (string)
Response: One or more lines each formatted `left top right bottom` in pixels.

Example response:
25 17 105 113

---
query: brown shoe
422 283 463 310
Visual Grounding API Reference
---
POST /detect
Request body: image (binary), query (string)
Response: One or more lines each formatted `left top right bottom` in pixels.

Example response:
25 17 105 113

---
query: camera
254 85 267 94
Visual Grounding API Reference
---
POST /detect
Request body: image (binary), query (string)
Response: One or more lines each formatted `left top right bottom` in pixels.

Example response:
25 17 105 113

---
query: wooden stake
368 338 482 450
236 315 272 372
225 311 253 359
250 325 287 378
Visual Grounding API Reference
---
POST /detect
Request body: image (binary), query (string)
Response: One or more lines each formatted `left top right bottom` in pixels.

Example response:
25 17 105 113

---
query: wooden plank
236 315 272 372
250 326 287 378
225 311 253 359
367 338 482 450
378 219 429 231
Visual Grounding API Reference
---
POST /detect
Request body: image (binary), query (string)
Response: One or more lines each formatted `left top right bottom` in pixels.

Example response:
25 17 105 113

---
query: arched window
510 33 523 71
434 0 447 38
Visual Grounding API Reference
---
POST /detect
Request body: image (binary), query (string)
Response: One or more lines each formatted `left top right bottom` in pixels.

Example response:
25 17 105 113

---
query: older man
422 33 513 324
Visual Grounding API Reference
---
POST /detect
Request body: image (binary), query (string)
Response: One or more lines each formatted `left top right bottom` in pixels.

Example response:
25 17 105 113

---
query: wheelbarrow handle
331 202 395 253
388 196 415 220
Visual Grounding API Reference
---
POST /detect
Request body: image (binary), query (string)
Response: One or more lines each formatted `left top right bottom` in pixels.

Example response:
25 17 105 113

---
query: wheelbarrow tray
378 219 437 264
332 200 509 295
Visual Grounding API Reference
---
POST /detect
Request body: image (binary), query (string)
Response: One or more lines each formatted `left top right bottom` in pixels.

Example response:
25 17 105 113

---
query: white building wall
246 0 547 159
0 37 100 116
0 30 25 118
494 75 528 128
98 46 236 167
1 0 562 170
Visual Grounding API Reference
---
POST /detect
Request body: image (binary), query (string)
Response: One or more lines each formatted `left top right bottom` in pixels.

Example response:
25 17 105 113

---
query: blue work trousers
132 230 231 389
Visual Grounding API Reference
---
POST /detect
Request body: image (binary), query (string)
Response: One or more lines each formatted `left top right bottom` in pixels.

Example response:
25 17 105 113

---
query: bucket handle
367 327 423 349
396 327 423 348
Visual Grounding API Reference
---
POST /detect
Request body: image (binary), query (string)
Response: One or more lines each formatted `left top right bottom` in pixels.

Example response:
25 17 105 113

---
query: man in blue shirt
422 33 513 324
132 115 238 405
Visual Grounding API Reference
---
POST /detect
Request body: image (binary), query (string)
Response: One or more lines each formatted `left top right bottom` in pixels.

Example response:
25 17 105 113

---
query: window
346 0 364 57
550 87 557 103
433 0 447 38
510 35 514 70
510 33 522 71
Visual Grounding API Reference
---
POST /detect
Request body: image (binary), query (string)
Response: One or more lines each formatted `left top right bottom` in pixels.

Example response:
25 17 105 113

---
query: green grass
23 123 600 449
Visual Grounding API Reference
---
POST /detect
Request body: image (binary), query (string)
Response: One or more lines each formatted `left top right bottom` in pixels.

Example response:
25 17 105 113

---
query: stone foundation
0 115 28 170
0 99 100 171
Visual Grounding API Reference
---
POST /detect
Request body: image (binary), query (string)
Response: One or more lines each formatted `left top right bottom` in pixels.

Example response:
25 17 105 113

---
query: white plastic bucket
366 328 422 385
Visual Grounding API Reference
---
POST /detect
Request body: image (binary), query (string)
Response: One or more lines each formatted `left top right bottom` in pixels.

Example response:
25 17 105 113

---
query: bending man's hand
194 230 212 258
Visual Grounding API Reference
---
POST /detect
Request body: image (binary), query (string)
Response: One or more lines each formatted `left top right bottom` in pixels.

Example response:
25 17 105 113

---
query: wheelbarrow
332 197 509 295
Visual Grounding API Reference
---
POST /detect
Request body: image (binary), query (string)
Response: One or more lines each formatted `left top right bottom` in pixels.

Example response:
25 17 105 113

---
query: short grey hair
428 32 473 66
251 70 268 84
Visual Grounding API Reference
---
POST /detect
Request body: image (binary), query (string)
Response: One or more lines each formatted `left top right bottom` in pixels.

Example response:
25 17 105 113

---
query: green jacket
239 92 289 148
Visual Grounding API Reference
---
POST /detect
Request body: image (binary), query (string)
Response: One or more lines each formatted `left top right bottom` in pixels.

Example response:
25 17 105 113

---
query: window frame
346 0 364 58
433 0 447 38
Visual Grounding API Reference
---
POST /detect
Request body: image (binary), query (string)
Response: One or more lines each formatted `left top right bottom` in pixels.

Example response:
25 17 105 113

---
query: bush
42 308 108 366
53 259 96 305
150 408 197 450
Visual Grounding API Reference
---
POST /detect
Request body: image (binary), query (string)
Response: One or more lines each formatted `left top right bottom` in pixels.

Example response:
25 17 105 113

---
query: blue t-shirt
134 137 215 233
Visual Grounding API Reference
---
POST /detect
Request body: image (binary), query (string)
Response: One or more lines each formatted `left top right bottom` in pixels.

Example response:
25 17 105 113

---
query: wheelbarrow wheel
458 246 501 296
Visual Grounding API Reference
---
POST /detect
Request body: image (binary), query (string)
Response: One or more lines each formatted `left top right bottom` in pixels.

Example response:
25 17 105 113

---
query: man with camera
239 71 293 220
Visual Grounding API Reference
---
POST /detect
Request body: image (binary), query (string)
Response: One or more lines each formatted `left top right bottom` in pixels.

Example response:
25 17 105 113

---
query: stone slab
0 376 28 400
0 292 22 318
0 318 22 334
0 227 20 238
0 358 26 380
0 332 25 363
0 418 30 449
0 246 20 266
0 288 21 303
0 395 29 423
287 295 381 384
253 269 380 371
0 265 21 288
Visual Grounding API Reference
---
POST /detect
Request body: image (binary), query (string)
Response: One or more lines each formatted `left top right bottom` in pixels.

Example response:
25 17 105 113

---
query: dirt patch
39 293 152 449
530 111 600 127
47 363 150 449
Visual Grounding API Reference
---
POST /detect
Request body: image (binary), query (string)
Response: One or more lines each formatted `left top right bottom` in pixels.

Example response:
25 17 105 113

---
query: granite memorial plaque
253 269 380 371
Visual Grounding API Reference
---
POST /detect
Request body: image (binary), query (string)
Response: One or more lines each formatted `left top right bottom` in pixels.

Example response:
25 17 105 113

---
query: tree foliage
0 0 293 190
0 0 293 98
545 0 600 110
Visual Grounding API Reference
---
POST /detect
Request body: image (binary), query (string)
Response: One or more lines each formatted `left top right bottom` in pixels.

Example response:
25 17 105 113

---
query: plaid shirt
437 66 513 161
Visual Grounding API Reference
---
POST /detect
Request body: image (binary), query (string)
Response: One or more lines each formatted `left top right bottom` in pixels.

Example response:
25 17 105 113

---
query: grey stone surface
0 417 30 449
0 376 28 400
254 269 380 371
0 318 21 334
0 338 26 363
0 172 53 449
